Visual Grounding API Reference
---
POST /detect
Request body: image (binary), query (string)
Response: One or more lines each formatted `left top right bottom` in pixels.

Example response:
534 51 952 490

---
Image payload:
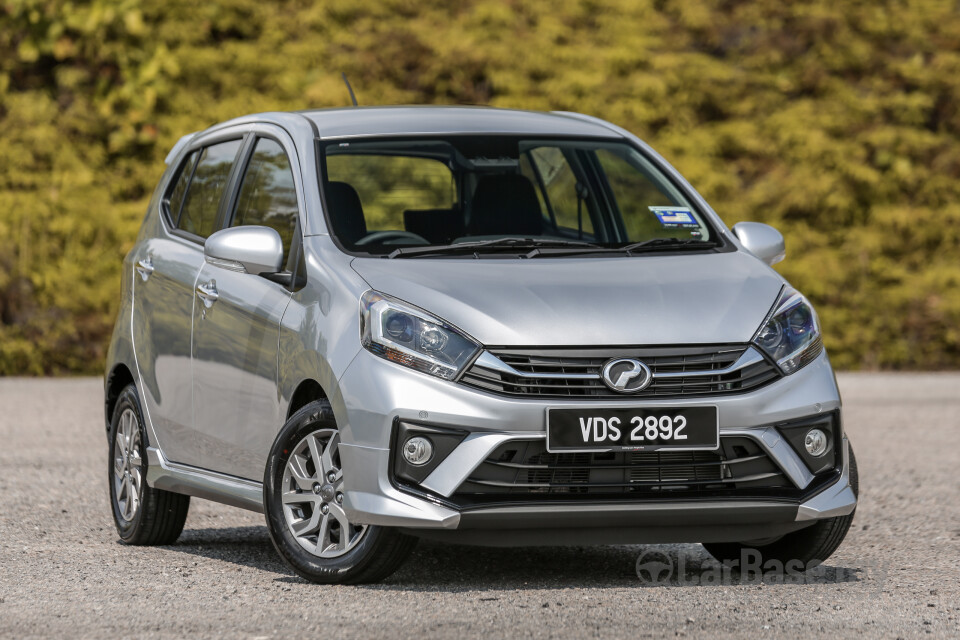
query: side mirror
204 226 284 275
732 222 785 266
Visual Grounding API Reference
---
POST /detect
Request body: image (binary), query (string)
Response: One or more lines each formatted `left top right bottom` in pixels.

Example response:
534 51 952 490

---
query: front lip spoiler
396 437 857 530
452 500 799 530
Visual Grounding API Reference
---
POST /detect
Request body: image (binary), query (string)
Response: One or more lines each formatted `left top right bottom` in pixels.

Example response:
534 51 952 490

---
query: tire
704 443 859 571
263 400 417 584
108 383 190 545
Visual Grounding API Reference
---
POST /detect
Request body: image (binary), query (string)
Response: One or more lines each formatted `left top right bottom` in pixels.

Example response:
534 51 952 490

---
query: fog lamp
402 436 433 466
804 428 829 457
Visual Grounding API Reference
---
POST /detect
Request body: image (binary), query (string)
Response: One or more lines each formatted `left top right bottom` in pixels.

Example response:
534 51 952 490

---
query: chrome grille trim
461 345 781 399
472 351 597 379
472 347 765 381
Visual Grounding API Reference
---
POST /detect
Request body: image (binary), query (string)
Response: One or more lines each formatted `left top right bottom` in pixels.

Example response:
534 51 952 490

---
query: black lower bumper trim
454 500 800 530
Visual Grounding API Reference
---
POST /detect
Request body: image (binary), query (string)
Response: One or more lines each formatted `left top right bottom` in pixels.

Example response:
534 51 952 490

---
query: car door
132 137 245 464
188 132 302 480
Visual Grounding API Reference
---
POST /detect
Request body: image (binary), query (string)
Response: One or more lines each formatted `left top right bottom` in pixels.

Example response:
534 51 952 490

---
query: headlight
753 286 823 375
360 290 480 380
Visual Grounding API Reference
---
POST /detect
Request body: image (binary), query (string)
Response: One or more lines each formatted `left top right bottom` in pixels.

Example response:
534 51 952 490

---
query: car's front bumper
333 348 857 545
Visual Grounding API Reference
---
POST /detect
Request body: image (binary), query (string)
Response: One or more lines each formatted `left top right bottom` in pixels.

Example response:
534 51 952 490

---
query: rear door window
165 151 199 226
177 139 243 239
231 138 300 264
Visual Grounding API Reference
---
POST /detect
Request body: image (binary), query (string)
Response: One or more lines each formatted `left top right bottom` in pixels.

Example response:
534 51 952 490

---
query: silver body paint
106 107 856 545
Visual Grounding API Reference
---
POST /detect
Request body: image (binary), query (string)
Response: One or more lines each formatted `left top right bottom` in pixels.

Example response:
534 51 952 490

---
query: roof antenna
341 72 359 107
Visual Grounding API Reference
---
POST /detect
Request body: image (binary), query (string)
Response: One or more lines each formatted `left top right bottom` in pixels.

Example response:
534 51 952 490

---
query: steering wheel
355 230 429 246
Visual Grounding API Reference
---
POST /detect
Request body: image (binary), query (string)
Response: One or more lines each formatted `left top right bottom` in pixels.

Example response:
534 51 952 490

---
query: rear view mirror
204 226 284 275
732 222 786 266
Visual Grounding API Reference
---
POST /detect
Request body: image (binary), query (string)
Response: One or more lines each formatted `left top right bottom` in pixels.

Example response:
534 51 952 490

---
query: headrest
325 181 367 245
468 174 543 237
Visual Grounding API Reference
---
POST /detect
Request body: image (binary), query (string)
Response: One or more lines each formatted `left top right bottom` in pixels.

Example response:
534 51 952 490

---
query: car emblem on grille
601 358 653 393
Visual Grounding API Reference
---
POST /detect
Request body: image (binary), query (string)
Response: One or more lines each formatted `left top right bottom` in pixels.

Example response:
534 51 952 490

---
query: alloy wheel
113 408 143 522
281 429 367 558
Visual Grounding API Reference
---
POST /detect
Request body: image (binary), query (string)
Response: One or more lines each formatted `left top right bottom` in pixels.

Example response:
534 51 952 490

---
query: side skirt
145 447 264 513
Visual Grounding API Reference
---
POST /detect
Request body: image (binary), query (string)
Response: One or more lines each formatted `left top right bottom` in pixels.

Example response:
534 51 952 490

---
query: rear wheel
263 400 417 584
108 384 190 545
704 443 859 570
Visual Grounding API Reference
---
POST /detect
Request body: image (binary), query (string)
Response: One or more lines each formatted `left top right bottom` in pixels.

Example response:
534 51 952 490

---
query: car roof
297 106 624 139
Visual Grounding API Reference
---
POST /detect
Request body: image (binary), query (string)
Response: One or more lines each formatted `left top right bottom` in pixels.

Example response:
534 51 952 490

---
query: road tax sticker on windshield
650 206 699 228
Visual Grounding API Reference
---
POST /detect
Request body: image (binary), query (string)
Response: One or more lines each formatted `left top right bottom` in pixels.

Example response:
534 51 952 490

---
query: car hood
350 251 784 346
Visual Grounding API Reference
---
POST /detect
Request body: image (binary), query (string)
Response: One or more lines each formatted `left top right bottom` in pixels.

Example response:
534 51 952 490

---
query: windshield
319 136 718 257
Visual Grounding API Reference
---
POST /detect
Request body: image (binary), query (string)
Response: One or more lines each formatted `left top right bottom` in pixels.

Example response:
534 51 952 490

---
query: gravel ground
0 374 958 639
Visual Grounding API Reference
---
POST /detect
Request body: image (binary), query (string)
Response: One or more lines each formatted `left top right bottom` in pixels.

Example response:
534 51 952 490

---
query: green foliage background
2 0 959 374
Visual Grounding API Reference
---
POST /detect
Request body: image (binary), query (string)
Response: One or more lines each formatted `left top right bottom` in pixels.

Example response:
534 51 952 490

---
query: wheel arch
286 378 329 420
105 363 136 436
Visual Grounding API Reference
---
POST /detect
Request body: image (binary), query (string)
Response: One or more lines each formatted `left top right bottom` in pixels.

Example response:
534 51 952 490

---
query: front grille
460 345 780 399
454 437 796 504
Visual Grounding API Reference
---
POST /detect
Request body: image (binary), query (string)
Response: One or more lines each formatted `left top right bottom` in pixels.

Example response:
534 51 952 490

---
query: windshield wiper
387 237 602 258
619 238 720 254
387 237 718 259
519 237 720 258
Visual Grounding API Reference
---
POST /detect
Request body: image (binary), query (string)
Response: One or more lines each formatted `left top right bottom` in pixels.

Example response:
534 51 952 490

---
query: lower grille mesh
454 437 793 502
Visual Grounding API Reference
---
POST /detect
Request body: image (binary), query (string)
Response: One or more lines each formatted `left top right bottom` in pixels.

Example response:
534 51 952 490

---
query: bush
1 0 958 374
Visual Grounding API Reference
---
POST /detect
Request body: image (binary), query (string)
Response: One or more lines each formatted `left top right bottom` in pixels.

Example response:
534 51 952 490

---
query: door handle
136 256 154 281
196 280 219 308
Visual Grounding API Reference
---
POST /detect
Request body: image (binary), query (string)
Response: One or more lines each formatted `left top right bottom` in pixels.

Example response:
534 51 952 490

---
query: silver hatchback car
105 106 858 583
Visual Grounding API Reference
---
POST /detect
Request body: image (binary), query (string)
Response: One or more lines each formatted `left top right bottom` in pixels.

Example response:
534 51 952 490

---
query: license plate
546 406 719 453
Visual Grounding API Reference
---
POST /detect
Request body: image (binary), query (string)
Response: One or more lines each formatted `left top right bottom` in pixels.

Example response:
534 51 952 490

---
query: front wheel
704 443 859 570
263 400 417 584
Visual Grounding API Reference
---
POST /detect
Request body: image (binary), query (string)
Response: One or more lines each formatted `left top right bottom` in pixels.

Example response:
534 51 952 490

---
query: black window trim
216 134 257 233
